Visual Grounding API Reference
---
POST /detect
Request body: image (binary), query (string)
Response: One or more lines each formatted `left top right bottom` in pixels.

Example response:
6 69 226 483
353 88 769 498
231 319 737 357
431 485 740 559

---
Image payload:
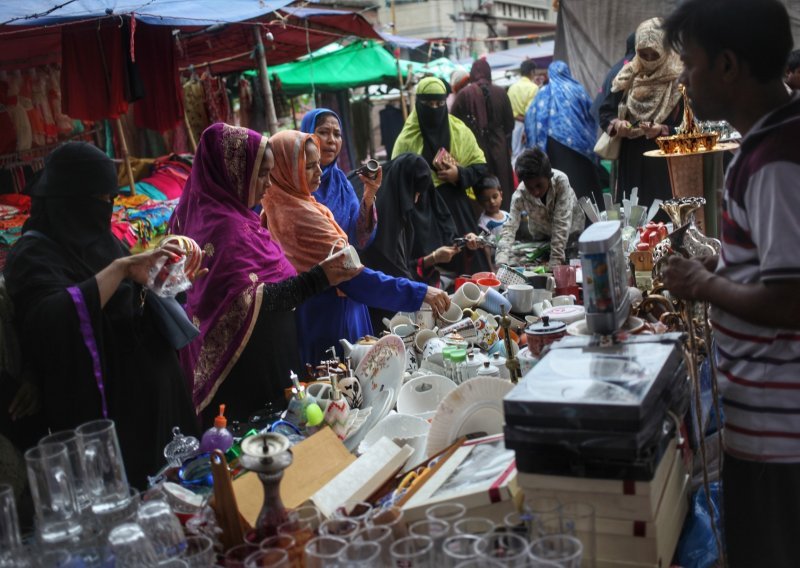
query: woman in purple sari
170 124 359 425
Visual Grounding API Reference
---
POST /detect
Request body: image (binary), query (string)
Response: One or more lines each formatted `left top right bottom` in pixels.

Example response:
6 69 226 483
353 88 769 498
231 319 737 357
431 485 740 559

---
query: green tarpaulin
268 40 409 94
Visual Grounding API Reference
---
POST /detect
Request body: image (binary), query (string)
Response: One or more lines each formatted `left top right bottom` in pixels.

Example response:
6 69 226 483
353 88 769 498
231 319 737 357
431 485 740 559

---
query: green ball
305 403 324 427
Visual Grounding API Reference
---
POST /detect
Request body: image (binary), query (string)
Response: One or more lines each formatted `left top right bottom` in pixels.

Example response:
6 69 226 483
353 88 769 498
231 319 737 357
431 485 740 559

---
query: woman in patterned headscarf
598 17 684 211
170 124 359 425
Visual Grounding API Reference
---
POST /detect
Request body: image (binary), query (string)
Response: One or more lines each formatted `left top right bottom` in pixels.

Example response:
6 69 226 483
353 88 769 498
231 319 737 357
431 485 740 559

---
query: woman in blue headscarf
300 108 380 249
524 60 604 205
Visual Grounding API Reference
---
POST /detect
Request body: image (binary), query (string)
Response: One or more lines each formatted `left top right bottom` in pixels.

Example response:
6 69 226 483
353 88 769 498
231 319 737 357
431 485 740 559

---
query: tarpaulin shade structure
267 40 408 93
176 8 381 74
0 3 381 73
457 40 554 73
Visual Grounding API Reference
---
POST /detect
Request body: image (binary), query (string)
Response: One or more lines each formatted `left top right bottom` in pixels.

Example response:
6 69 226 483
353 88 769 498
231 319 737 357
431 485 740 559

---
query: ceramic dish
540 304 586 324
343 389 392 452
397 374 456 419
355 334 405 409
357 413 430 464
566 316 646 336
425 377 514 457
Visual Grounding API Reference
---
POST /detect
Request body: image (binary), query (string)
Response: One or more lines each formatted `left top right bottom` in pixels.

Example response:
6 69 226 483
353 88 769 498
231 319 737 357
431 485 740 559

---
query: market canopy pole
254 27 280 136
390 0 408 120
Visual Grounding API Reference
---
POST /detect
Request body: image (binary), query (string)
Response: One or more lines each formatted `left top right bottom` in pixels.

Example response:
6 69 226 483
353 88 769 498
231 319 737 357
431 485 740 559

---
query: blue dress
296 267 427 365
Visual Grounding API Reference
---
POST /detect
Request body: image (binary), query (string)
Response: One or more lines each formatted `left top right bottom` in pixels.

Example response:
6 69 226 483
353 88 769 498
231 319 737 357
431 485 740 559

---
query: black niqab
416 100 451 167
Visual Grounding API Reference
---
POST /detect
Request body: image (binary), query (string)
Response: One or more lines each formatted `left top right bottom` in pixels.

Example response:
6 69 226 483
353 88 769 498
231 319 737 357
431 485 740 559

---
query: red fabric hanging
133 23 184 132
61 21 128 120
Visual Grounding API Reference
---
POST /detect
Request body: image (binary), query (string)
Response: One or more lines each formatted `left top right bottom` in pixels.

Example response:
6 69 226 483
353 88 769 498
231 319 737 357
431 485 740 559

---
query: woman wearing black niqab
4 142 197 488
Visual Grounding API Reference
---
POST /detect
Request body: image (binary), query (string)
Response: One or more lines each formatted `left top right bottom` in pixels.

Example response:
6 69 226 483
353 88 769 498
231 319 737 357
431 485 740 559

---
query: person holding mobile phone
392 77 492 275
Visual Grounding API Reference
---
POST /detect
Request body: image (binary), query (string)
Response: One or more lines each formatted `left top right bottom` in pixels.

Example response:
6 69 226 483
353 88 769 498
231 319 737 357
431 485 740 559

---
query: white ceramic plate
425 377 514 457
566 316 645 336
343 389 392 452
355 334 405 409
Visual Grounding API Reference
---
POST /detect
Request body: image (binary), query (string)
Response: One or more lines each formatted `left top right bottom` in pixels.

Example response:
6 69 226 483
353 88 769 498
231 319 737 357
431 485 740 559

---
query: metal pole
390 0 408 119
253 27 279 135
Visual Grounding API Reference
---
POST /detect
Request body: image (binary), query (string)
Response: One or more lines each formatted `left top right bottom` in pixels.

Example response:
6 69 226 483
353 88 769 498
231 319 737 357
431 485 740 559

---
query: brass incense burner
655 85 719 155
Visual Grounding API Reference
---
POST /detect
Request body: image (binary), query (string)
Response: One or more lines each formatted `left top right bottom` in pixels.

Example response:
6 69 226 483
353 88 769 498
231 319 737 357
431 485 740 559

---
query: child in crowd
476 175 510 245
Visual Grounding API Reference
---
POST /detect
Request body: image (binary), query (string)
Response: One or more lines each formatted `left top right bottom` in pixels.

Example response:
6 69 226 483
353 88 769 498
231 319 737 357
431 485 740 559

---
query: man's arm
662 256 800 330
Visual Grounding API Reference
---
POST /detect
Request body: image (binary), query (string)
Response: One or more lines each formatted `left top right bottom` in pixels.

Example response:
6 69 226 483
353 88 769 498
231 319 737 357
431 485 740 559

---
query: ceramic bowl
357 413 430 464
397 374 456 419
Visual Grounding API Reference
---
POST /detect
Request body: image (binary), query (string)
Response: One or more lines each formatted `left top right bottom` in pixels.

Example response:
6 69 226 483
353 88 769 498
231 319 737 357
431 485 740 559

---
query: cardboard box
402 434 521 524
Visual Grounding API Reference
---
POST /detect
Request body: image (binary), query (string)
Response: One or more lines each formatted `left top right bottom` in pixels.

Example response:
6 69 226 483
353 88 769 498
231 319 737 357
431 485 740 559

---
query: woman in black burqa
4 142 197 487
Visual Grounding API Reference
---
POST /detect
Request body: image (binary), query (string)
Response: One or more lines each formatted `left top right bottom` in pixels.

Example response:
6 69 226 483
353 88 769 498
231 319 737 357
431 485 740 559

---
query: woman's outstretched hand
319 254 364 286
424 286 451 316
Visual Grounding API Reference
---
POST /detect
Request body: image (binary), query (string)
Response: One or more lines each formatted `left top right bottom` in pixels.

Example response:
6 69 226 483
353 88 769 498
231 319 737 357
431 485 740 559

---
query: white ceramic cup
532 289 553 305
436 304 464 327
506 284 534 314
383 314 414 331
415 306 436 330
451 282 483 310
414 329 439 354
422 337 446 360
550 295 576 307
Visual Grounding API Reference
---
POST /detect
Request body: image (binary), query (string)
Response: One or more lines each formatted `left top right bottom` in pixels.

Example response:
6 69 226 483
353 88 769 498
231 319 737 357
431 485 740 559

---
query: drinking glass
389 535 434 567
75 420 130 516
526 497 562 539
244 548 289 568
409 519 449 562
337 541 381 566
559 503 595 568
0 484 24 557
39 430 92 513
36 549 76 568
332 501 372 526
287 505 322 532
24 443 83 545
107 522 159 568
224 543 259 567
260 535 299 568
319 518 360 540
454 560 505 568
442 534 480 567
137 500 187 560
529 535 583 568
304 535 347 568
452 517 496 537
504 510 534 540
426 503 467 524
475 532 529 566
181 535 215 567
276 518 313 567
352 525 392 565
366 505 407 540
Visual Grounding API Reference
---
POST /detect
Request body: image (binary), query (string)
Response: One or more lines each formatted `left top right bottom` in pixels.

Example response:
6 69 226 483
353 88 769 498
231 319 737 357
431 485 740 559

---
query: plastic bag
147 255 192 298
675 482 724 568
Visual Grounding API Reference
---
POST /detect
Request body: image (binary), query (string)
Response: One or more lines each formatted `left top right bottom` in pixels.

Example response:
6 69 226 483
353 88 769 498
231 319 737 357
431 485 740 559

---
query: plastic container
199 405 234 453
491 352 510 379
464 352 483 380
450 349 468 384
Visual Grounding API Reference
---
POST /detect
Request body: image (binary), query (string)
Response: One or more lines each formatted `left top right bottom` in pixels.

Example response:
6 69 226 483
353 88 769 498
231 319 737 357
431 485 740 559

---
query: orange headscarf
262 130 348 272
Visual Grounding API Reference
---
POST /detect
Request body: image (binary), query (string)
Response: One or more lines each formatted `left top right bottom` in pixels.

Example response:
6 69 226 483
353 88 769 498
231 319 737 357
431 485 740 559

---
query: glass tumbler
244 548 289 568
337 541 381 567
0 484 30 567
442 534 480 567
75 420 130 516
39 430 92 514
475 532 530 566
24 443 83 545
304 535 347 568
389 535 434 567
529 534 583 568
107 522 159 568
137 500 187 560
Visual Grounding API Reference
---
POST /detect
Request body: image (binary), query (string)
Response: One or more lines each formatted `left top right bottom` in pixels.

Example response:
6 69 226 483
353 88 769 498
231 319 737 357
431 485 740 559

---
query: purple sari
170 124 297 413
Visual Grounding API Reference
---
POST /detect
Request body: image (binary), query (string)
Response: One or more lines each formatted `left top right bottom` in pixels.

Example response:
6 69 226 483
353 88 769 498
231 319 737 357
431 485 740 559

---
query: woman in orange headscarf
263 130 450 364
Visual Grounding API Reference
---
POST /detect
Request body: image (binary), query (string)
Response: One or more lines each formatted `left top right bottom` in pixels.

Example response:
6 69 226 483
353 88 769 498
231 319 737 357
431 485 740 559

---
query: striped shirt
713 93 800 462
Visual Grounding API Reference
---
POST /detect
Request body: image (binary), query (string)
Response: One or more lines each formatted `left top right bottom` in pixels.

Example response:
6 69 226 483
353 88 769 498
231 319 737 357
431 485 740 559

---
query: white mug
436 304 464 327
415 305 436 330
550 295 576 307
451 282 483 310
506 284 534 314
414 329 439 354
532 289 553 305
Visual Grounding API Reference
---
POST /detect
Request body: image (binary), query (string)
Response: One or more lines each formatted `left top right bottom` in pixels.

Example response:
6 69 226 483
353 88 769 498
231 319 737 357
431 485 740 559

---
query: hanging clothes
61 20 129 120
133 23 184 133
183 77 208 143
0 75 17 154
201 71 231 125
